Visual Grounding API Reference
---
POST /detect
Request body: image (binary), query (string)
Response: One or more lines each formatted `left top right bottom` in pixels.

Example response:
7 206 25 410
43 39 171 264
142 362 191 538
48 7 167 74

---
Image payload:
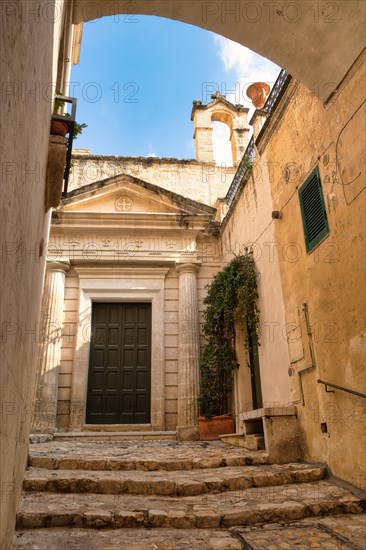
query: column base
30 424 56 434
177 425 200 441
31 409 57 435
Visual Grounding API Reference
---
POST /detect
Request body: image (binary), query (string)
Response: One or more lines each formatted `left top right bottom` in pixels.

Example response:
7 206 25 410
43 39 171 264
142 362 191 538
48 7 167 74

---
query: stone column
32 261 70 433
176 263 201 440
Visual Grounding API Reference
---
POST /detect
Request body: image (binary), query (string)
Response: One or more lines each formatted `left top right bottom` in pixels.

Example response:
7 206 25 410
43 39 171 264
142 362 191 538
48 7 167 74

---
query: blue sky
70 16 280 162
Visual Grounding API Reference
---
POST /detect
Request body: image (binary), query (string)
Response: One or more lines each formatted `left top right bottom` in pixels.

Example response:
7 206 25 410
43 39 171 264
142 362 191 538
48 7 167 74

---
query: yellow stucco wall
261 56 365 488
220 169 292 410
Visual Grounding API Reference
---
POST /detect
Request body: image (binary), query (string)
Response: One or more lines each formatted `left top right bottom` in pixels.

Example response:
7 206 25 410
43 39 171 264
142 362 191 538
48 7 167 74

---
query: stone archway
73 0 365 102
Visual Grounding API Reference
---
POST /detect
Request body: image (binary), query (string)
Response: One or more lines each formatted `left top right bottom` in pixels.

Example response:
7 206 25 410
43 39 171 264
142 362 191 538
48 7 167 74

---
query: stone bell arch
191 92 250 166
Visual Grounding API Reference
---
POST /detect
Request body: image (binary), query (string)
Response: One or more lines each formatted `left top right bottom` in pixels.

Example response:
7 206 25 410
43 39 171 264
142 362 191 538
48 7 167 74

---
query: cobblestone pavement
12 515 366 550
235 515 366 549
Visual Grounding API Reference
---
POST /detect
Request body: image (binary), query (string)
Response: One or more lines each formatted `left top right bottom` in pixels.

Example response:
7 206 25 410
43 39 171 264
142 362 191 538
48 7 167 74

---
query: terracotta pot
246 82 270 109
50 119 69 137
198 414 235 441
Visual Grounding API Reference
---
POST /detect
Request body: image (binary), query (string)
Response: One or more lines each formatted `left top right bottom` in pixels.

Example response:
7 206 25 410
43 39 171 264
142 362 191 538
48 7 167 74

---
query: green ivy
198 251 260 418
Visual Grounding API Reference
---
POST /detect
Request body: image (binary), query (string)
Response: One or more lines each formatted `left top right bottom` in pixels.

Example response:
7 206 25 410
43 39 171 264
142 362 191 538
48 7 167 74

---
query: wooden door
86 303 151 424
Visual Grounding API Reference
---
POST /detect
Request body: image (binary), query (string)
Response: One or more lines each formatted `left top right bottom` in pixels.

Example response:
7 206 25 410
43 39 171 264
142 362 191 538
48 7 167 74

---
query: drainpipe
292 302 316 406
62 3 74 96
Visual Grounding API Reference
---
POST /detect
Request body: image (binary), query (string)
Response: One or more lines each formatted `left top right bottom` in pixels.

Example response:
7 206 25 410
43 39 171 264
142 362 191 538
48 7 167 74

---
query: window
299 167 329 253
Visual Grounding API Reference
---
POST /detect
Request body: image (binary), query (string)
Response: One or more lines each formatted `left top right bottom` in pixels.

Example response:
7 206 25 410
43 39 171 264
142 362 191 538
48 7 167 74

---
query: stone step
28 440 270 471
23 464 326 496
220 433 265 451
53 431 177 442
16 481 365 530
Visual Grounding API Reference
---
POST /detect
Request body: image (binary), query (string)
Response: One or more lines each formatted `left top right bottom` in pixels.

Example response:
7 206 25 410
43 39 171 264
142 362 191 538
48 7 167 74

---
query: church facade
2 3 365 545
33 64 366 491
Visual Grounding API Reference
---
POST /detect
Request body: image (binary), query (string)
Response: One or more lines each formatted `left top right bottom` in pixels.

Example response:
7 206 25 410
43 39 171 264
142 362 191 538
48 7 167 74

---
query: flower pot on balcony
50 119 69 137
246 82 270 109
198 414 235 441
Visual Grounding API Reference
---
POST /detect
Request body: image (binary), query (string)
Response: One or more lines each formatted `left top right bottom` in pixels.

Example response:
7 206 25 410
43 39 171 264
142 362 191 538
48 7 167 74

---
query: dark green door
248 331 263 410
86 303 151 424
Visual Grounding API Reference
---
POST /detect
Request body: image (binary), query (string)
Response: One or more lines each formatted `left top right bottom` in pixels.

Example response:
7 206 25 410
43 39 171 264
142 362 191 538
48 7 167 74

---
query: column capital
46 260 71 274
175 262 201 276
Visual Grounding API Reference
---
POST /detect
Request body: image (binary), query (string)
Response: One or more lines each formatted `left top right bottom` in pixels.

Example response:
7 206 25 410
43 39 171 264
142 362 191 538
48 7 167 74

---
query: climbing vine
198 251 260 418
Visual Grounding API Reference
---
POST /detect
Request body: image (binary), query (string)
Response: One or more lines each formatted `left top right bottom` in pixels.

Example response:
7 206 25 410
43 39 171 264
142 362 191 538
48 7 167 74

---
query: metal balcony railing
225 69 290 209
51 95 76 195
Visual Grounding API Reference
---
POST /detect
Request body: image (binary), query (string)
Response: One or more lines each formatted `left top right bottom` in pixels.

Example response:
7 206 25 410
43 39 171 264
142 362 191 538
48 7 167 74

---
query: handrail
317 379 366 399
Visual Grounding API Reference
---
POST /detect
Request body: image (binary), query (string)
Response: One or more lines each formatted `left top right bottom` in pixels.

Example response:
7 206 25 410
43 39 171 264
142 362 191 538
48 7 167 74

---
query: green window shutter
299 167 329 253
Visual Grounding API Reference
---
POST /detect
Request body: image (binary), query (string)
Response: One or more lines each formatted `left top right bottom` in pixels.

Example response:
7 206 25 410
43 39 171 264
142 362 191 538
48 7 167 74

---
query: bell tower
191 92 250 166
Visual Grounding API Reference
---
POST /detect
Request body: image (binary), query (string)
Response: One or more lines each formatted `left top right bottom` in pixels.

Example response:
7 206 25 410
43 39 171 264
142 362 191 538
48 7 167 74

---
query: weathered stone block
45 135 67 211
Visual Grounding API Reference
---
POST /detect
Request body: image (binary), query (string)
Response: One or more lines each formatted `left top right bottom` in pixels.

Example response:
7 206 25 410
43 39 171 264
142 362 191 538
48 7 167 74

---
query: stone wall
255 57 366 488
68 155 236 206
0 2 65 546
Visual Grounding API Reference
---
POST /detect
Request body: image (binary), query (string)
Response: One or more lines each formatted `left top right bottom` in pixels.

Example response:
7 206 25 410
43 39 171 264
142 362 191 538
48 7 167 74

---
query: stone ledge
239 406 297 421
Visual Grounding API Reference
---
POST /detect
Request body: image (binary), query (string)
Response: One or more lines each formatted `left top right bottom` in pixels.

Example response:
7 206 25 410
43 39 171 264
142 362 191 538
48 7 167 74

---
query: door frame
86 302 152 425
69 266 169 431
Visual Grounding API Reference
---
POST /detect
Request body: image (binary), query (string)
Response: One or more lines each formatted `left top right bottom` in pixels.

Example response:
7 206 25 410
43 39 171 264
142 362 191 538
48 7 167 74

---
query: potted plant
50 94 87 139
198 252 260 440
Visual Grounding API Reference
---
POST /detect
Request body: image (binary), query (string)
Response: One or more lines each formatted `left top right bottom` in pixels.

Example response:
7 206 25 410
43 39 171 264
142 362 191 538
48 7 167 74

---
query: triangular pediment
60 174 215 216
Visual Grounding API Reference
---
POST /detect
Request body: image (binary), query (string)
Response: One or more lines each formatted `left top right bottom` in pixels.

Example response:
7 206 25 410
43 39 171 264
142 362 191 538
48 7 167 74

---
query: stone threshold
83 424 152 432
53 431 177 442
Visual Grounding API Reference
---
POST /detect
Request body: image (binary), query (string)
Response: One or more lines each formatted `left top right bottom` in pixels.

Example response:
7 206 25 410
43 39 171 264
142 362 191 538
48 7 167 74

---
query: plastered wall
260 57 366 488
220 165 292 410
0 2 65 546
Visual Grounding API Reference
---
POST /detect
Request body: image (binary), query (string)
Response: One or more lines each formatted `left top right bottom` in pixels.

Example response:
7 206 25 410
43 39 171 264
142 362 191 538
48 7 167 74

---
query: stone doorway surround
69 266 169 431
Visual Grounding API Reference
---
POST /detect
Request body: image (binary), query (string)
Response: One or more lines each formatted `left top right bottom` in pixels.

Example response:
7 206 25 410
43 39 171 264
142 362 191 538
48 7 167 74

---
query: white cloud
147 143 157 157
213 35 281 116
186 138 195 153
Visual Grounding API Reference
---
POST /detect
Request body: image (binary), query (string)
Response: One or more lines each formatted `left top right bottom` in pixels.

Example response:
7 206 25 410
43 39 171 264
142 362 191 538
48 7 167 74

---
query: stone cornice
74 266 170 279
52 211 214 232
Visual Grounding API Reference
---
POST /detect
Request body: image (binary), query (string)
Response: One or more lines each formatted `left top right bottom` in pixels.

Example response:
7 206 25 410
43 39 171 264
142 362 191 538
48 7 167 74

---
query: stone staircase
12 440 366 549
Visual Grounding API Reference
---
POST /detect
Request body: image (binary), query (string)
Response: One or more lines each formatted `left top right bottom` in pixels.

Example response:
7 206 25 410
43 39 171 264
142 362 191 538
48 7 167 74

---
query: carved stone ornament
115 196 133 212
